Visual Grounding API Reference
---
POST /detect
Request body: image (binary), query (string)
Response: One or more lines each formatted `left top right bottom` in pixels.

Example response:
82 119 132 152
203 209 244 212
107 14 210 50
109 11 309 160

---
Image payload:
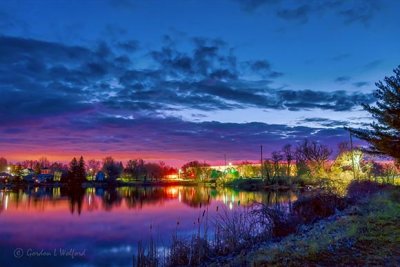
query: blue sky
0 0 399 164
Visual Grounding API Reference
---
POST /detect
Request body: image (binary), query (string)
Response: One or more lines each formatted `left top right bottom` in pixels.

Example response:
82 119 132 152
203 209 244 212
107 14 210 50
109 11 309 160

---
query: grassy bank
219 185 400 266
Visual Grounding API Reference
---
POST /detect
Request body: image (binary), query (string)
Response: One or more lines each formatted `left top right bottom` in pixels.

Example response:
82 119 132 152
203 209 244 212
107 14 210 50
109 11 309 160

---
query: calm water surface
0 186 302 267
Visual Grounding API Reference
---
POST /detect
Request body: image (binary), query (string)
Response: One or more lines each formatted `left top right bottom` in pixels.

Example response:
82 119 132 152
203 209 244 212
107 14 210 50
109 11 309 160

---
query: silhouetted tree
282 144 294 177
87 159 101 173
263 159 273 182
181 161 210 180
144 162 163 180
78 156 87 182
102 156 122 182
38 157 50 168
0 157 7 172
34 162 41 175
68 157 86 184
125 159 146 180
13 163 23 181
350 66 400 163
50 162 66 172
271 151 283 177
21 160 35 169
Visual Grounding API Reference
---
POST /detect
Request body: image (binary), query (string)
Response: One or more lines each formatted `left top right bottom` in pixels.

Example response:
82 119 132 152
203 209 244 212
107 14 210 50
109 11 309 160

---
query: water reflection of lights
53 187 61 198
178 191 182 202
4 194 8 210
106 245 133 254
229 202 233 210
168 187 178 196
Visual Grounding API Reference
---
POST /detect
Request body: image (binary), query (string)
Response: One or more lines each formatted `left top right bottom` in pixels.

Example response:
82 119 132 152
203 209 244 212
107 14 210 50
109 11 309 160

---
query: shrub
293 193 348 223
252 204 299 237
347 181 386 200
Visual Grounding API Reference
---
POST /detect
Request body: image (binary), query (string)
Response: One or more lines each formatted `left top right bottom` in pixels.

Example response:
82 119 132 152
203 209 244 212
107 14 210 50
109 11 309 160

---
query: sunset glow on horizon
0 0 399 165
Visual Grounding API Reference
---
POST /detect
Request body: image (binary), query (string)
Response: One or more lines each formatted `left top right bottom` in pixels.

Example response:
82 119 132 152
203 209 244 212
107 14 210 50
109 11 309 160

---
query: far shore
0 177 305 191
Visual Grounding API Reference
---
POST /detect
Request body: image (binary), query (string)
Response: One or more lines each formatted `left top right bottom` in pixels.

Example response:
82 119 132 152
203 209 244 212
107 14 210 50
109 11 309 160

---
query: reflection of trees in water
102 187 122 211
85 188 99 212
1 186 71 212
0 186 302 213
260 190 298 213
118 187 172 209
62 185 85 214
206 188 299 212
22 187 61 211
180 187 211 208
0 190 5 213
116 186 213 209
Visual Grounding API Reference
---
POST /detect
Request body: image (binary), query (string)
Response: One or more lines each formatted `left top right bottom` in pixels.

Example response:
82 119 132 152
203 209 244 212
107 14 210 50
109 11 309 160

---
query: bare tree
38 157 50 168
282 144 294 177
296 139 332 177
271 151 283 177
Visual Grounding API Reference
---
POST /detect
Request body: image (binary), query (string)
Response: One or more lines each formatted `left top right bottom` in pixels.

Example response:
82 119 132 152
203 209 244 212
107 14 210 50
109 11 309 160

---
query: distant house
0 172 11 182
35 174 53 183
23 175 35 183
41 168 51 175
53 171 63 182
95 171 106 181
0 172 11 179
22 168 35 176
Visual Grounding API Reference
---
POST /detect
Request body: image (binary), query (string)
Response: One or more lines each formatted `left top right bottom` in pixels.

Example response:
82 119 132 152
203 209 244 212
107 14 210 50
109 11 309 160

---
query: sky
0 0 399 165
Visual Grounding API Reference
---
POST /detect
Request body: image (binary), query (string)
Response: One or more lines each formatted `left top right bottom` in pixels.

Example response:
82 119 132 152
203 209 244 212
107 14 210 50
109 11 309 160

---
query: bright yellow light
167 187 178 196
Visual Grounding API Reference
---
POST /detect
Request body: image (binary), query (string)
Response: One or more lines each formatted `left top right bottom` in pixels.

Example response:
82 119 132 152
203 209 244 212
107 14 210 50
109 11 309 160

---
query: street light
178 169 182 180
7 166 11 173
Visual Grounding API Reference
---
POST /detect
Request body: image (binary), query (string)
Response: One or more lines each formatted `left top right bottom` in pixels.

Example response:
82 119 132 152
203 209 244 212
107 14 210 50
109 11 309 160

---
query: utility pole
260 145 263 180
350 132 357 180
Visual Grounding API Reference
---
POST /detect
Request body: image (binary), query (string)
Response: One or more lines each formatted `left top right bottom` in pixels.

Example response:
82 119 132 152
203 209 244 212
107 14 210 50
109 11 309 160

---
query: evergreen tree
78 156 87 183
350 66 400 163
68 157 79 183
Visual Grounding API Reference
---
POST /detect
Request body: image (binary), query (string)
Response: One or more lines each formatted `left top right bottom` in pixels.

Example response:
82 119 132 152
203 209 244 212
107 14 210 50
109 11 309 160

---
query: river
0 185 302 267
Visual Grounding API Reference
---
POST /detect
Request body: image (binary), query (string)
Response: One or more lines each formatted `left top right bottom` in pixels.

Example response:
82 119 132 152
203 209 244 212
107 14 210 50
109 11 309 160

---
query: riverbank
208 183 400 266
223 177 306 191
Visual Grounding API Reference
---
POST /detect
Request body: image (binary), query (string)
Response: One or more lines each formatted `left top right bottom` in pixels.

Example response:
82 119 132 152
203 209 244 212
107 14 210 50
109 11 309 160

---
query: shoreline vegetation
133 181 400 267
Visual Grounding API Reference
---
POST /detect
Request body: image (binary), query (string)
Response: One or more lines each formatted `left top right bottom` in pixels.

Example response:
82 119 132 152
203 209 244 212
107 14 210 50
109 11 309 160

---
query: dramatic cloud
235 0 381 25
0 34 373 127
0 34 375 162
300 117 349 128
